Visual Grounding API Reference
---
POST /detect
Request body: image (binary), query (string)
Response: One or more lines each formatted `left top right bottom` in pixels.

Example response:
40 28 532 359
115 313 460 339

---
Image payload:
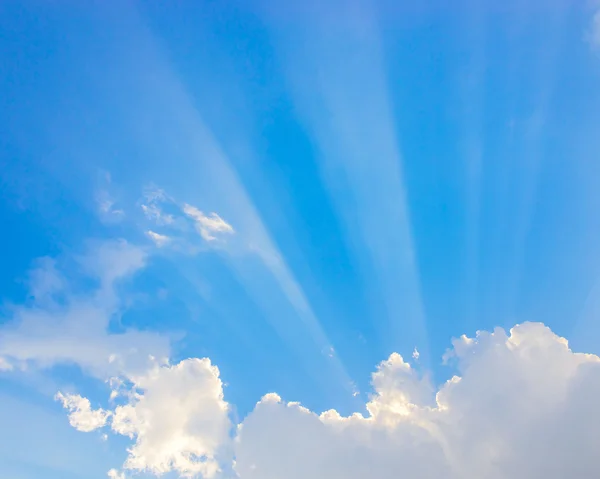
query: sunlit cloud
58 321 600 479
183 204 235 242
55 392 111 433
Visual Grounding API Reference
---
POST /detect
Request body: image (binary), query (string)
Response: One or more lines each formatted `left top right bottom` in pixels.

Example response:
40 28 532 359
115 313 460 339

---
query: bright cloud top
59 358 231 478
57 321 600 478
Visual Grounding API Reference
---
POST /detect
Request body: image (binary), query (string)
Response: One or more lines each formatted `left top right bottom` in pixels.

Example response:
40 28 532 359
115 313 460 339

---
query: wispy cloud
140 187 174 226
145 230 171 247
183 204 234 242
0 240 170 378
95 172 125 223
96 190 125 223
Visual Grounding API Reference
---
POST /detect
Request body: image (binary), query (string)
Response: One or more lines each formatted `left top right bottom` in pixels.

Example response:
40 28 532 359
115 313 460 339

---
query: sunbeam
264 0 430 365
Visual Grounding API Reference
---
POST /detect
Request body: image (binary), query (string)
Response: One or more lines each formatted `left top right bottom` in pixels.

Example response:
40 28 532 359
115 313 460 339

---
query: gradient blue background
2 1 600 477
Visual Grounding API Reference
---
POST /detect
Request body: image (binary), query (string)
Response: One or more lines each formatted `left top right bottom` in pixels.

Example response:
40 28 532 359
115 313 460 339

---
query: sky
2 0 600 478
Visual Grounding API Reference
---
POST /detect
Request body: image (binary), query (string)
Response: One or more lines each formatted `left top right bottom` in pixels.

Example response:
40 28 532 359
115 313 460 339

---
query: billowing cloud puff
111 358 231 478
58 322 600 479
55 392 111 432
59 358 231 478
236 322 600 479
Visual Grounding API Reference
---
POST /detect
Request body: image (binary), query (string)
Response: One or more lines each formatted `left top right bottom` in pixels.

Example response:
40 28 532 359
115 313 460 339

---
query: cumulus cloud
0 240 170 378
112 358 231 478
55 392 111 432
57 322 600 479
58 358 231 479
183 204 234 242
235 323 600 479
146 230 171 247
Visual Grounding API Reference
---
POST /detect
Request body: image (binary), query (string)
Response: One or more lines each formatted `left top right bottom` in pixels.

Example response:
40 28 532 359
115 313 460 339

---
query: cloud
57 322 600 478
59 358 231 479
412 347 420 361
0 357 13 371
183 204 234 242
96 190 125 223
26 257 64 302
140 187 174 225
235 322 600 479
141 203 174 225
146 230 171 247
0 240 170 378
107 469 126 479
55 392 111 432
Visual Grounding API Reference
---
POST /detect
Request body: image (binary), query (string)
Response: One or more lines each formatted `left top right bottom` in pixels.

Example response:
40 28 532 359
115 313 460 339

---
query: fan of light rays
264 0 431 366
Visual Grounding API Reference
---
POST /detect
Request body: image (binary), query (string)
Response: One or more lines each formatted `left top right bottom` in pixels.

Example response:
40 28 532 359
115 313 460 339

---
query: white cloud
55 392 111 432
412 347 420 361
26 257 64 302
183 204 234 242
141 203 174 225
146 230 171 247
82 358 231 479
0 240 170 378
235 322 600 479
107 469 126 479
140 187 174 225
96 190 125 223
57 322 600 479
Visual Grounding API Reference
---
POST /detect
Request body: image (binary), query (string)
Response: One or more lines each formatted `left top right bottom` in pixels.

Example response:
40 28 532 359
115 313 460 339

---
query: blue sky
2 1 600 478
